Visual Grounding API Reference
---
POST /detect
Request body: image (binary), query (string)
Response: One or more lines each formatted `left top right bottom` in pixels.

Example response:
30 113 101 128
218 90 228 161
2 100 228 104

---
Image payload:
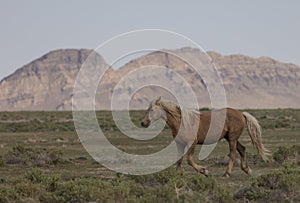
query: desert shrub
53 177 137 203
0 170 61 203
184 173 216 191
1 184 42 203
275 118 292 128
15 182 42 200
4 144 63 166
273 145 300 164
24 169 61 192
0 114 8 121
0 156 5 167
183 174 232 203
54 180 97 202
0 120 75 132
235 164 300 202
246 109 300 129
245 151 272 167
130 168 232 202
132 168 180 186
0 185 19 202
0 168 234 203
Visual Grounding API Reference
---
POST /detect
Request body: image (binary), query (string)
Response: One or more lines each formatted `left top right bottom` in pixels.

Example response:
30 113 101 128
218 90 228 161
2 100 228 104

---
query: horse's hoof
203 169 209 176
246 168 252 176
222 172 230 178
242 167 252 176
200 168 209 176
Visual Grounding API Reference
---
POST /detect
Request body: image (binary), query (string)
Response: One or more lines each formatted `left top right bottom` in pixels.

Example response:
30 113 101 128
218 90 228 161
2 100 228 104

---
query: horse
141 97 270 177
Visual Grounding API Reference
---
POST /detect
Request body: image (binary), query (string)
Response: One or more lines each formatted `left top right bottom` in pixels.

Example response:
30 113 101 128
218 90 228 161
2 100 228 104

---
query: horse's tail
243 112 271 162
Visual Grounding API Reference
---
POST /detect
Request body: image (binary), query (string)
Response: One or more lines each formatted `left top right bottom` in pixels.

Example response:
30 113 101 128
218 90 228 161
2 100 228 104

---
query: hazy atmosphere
1 1 299 80
1 2 300 202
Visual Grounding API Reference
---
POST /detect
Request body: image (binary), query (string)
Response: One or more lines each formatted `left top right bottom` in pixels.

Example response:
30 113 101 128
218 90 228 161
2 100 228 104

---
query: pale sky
0 1 299 80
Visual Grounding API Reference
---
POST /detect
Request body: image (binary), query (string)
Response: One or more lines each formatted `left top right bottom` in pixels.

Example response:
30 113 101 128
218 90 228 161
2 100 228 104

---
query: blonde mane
160 101 181 120
158 100 200 145
159 101 200 130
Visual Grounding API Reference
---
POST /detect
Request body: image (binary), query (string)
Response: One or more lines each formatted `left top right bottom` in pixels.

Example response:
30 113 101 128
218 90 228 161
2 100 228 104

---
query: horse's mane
160 101 181 120
159 101 200 129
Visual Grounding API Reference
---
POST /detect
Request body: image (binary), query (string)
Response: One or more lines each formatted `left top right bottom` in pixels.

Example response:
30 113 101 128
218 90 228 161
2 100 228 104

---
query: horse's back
225 108 246 130
200 107 244 123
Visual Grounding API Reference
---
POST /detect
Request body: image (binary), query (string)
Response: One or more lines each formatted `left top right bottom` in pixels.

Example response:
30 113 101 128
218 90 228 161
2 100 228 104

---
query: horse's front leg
176 142 185 170
187 143 208 176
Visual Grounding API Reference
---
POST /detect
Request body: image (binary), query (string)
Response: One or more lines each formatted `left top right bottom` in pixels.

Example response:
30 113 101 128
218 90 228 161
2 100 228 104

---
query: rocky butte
0 48 299 111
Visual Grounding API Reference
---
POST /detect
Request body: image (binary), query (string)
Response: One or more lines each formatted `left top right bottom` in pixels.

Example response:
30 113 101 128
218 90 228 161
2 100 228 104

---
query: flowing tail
243 112 271 161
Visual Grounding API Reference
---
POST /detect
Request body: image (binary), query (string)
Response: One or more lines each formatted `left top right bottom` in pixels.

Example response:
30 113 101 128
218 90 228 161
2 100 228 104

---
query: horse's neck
165 110 181 136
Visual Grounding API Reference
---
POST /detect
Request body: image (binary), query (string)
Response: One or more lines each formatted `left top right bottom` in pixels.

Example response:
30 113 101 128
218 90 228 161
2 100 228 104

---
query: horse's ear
176 105 181 113
155 96 161 105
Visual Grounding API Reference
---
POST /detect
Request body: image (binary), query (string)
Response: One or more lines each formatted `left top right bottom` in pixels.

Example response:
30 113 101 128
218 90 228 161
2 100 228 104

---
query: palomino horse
141 97 270 177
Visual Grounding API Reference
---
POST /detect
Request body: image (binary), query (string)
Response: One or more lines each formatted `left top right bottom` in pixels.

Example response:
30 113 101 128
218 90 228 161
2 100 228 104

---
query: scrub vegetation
0 110 299 202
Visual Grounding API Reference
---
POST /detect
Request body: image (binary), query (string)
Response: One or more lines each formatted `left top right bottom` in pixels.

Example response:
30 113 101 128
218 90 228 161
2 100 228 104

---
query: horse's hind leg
237 141 252 175
187 144 208 176
224 139 237 178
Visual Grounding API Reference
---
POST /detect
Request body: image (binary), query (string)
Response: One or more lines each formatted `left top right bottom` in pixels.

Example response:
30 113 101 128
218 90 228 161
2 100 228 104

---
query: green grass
0 110 299 202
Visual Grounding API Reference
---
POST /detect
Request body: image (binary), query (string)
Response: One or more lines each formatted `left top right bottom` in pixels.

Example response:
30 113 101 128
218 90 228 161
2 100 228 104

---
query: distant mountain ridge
0 48 299 111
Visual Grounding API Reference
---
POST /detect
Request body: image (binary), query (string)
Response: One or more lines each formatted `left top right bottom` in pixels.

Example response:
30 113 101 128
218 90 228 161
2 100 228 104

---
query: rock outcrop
0 48 299 111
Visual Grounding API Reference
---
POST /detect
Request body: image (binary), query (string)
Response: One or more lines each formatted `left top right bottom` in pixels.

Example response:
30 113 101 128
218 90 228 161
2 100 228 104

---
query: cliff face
0 48 299 111
208 51 300 108
0 49 109 110
109 48 300 109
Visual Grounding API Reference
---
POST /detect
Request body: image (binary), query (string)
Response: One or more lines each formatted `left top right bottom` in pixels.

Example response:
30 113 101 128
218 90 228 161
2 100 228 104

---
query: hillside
0 48 299 110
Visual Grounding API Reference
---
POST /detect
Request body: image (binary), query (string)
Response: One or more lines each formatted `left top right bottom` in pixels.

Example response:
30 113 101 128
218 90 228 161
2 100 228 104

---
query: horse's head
141 96 165 128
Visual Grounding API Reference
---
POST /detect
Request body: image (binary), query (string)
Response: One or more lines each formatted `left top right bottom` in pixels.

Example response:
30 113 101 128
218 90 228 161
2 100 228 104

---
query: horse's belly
197 130 227 145
197 139 218 145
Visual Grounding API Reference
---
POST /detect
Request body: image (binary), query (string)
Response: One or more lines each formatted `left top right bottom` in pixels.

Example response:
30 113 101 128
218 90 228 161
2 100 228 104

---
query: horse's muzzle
141 121 149 128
